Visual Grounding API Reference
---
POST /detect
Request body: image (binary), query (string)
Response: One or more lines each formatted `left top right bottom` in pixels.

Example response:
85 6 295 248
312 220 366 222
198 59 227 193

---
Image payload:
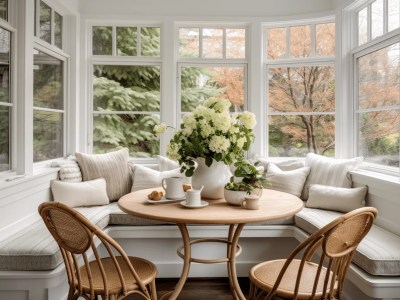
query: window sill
0 166 59 192
350 168 400 188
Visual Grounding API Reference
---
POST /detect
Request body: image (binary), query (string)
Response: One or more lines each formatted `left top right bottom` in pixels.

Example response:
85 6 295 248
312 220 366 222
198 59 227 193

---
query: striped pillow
265 163 311 198
301 153 362 200
76 148 132 201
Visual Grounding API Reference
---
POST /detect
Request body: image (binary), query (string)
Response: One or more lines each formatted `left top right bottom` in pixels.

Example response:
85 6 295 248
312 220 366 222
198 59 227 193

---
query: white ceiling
77 0 335 17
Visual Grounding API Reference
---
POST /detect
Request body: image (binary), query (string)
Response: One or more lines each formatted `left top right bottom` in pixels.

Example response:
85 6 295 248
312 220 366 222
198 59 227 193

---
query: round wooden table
118 188 303 300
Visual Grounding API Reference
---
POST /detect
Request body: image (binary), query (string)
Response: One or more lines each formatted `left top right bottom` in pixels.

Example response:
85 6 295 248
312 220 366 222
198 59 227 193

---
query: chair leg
67 287 74 300
249 281 257 300
149 279 158 300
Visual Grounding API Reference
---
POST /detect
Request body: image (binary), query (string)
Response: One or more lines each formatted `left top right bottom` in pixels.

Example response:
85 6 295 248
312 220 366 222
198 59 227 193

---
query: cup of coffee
185 188 202 207
241 195 260 210
161 177 185 199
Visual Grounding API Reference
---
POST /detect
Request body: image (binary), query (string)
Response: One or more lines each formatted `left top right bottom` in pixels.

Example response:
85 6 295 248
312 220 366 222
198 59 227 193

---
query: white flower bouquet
154 98 256 176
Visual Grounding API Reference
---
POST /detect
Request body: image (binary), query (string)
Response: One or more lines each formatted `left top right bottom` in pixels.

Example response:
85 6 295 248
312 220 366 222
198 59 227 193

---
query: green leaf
215 153 222 161
205 156 213 167
185 168 194 177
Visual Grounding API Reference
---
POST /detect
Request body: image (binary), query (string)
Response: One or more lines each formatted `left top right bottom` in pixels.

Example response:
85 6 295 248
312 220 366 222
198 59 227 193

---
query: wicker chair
249 207 377 300
39 202 158 300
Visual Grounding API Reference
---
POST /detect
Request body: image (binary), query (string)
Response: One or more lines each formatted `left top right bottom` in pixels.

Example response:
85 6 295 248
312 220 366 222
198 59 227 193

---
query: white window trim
350 0 400 176
177 25 248 61
32 45 68 163
89 22 162 60
263 17 336 158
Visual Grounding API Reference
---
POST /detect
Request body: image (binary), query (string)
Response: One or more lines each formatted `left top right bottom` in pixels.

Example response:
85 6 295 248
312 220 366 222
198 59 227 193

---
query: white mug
241 195 260 210
161 177 185 199
185 188 202 207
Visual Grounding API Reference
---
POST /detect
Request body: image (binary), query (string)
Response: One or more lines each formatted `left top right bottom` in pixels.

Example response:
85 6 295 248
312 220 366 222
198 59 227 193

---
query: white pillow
302 153 362 200
157 155 179 171
51 178 109 207
306 184 368 213
58 155 82 182
131 165 187 192
256 156 304 173
265 163 310 198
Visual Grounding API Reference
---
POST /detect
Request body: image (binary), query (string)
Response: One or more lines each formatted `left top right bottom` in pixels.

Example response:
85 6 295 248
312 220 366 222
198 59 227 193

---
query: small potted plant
224 159 266 205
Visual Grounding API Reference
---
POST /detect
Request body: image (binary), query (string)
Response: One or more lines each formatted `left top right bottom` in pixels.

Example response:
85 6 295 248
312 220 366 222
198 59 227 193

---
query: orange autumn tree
267 24 336 156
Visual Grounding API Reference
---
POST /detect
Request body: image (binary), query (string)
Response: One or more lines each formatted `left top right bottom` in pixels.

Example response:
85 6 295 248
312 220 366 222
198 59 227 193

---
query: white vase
192 158 231 199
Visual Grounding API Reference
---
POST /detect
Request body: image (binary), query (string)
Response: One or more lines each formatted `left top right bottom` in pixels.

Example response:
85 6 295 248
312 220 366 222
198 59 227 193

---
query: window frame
263 17 336 158
32 44 68 163
177 25 248 61
176 24 249 114
35 0 64 50
88 22 163 160
355 0 399 47
0 20 14 174
352 34 400 175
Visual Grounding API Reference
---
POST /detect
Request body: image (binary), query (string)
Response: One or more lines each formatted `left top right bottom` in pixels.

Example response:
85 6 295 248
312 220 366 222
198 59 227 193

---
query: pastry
147 191 164 200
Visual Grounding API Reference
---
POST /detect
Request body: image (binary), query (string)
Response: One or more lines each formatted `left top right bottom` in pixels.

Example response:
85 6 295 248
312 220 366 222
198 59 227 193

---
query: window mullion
112 25 116 56
367 3 372 42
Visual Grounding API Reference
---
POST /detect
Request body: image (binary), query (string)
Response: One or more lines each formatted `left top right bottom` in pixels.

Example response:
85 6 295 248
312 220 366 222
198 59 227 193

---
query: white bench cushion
295 207 400 276
0 205 110 271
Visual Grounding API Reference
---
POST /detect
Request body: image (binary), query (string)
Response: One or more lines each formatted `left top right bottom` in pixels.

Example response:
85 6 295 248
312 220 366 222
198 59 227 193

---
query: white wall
78 0 333 17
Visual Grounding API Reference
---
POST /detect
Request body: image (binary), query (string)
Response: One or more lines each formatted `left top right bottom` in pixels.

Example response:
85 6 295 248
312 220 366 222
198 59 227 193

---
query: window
91 25 161 157
356 43 399 168
92 26 160 57
0 0 7 21
265 22 335 157
0 26 10 172
178 26 247 115
33 50 64 162
354 0 400 170
37 0 63 49
357 0 400 46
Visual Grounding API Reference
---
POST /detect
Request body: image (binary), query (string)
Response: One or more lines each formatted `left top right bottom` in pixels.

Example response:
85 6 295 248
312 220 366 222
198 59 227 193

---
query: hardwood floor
128 277 250 299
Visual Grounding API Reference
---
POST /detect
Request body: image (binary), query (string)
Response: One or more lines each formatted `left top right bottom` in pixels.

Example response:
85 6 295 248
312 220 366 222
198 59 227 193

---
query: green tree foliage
93 27 223 157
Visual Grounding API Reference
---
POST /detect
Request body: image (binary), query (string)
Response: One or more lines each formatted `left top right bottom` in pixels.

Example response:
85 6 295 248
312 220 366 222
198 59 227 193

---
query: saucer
180 200 209 208
146 196 185 204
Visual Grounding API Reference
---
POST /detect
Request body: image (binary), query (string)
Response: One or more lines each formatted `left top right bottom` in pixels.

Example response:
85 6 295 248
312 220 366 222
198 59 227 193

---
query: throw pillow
131 165 187 192
58 155 82 182
306 184 368 213
51 178 109 207
301 153 362 200
157 155 179 171
265 163 311 198
256 156 304 172
76 148 131 201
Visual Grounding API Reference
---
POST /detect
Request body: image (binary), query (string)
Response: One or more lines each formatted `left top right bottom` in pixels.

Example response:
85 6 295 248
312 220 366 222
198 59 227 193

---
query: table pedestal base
160 223 246 300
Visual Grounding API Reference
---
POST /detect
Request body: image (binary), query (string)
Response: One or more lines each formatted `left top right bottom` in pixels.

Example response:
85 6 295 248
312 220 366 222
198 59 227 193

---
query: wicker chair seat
251 259 337 300
76 256 157 294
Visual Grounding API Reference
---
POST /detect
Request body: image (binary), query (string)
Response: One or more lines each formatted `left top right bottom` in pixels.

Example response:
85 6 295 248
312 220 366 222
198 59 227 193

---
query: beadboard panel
0 169 58 240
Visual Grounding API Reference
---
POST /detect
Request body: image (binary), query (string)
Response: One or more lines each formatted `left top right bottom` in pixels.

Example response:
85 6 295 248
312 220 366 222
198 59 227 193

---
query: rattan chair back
249 207 377 300
39 201 157 300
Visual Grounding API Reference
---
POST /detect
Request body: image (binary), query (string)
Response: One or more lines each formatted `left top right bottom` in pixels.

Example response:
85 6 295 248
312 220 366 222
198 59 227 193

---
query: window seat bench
0 202 399 300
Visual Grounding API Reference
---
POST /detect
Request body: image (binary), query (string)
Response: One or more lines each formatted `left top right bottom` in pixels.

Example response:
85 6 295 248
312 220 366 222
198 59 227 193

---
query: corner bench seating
1 152 400 300
1 201 399 299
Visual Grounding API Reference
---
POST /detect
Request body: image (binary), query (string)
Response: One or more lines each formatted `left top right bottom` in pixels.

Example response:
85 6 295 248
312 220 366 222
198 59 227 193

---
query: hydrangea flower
154 97 256 176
